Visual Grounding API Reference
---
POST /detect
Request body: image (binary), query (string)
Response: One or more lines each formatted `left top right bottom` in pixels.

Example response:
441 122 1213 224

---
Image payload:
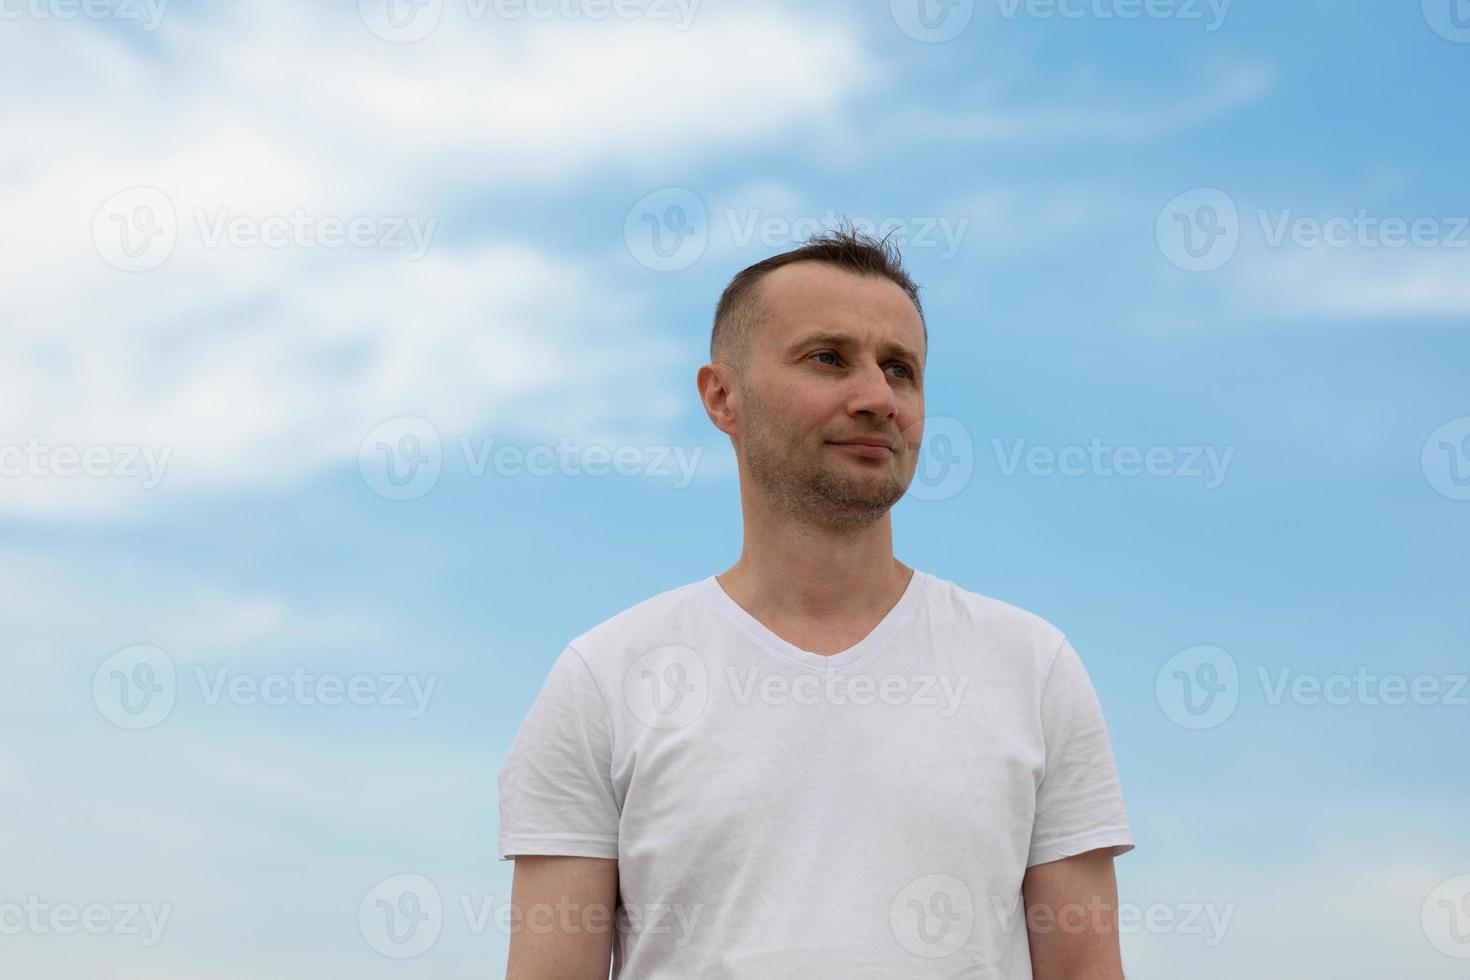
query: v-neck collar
701 568 930 672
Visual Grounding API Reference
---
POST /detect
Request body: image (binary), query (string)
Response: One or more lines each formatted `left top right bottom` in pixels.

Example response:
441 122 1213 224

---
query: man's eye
812 351 839 366
889 364 911 379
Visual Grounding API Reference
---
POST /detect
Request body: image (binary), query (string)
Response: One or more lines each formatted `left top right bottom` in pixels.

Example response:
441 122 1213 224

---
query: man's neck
715 533 914 655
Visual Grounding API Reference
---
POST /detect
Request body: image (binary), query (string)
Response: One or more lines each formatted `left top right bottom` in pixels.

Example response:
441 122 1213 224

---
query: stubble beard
739 385 913 532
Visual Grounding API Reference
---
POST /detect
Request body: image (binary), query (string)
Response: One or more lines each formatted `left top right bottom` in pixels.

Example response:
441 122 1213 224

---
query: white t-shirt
498 568 1135 978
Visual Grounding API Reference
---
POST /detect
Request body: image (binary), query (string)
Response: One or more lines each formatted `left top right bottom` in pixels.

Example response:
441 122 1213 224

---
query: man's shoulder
565 576 709 662
925 572 1067 651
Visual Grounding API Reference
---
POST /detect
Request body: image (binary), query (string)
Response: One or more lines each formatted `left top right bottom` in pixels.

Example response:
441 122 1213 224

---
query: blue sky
2 0 1468 976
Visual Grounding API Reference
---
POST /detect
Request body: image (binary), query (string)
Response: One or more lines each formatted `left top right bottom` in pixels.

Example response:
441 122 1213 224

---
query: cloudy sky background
2 0 1468 975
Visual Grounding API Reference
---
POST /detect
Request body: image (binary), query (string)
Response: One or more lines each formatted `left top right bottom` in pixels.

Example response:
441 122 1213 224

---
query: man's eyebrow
785 331 923 365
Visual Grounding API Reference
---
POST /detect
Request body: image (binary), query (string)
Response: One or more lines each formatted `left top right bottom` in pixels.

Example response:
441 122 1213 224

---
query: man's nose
847 360 898 419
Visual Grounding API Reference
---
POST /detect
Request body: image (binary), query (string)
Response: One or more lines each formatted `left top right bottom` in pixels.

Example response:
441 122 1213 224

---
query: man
498 228 1135 978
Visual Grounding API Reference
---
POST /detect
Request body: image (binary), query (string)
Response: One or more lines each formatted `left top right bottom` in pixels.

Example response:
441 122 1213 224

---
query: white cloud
887 61 1275 145
1240 247 1470 319
1134 237 1470 335
0 1 875 519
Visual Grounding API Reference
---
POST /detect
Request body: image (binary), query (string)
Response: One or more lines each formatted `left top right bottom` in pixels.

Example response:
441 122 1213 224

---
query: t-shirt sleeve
1026 636 1136 868
497 644 621 862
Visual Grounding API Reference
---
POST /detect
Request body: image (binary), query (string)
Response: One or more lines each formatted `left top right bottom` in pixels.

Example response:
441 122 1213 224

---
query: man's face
732 261 926 531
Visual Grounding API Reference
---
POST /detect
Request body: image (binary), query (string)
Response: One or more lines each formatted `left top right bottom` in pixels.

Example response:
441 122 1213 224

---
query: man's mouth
827 439 894 457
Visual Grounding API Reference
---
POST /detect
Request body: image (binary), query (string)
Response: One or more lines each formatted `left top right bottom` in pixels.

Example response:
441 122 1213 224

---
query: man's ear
697 363 739 439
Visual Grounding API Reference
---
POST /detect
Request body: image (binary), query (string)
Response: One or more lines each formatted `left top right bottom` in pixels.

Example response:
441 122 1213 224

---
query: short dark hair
709 223 926 379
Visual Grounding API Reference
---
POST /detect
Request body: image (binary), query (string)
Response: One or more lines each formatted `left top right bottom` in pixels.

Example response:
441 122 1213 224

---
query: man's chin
811 471 909 509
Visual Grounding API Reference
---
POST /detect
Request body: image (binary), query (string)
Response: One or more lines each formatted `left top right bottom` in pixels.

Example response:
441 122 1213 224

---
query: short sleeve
1026 636 1135 868
497 645 620 861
